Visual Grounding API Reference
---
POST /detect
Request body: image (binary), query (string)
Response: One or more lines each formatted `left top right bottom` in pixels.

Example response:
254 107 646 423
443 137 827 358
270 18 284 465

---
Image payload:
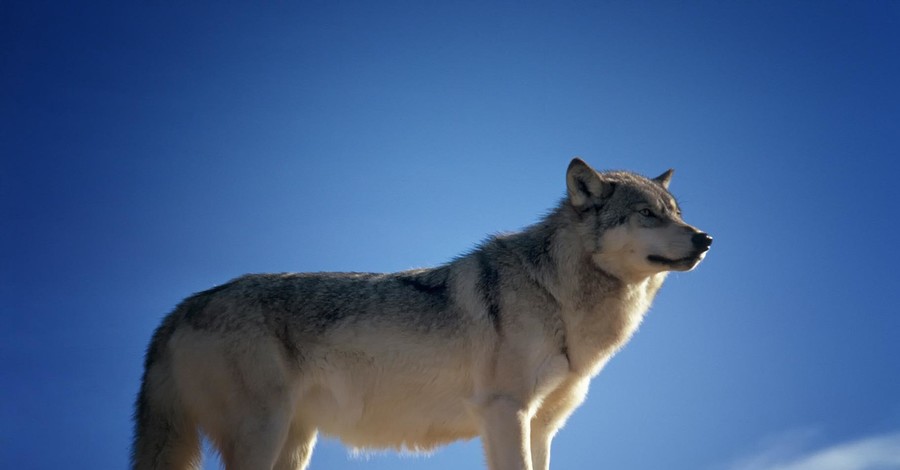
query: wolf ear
653 169 674 189
566 158 609 209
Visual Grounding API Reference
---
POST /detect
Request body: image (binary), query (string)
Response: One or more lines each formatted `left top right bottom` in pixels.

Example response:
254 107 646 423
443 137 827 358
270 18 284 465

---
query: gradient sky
3 1 899 469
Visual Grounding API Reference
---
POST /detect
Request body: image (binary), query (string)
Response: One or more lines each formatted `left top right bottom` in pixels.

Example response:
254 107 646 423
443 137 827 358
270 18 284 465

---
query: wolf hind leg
220 410 292 470
132 363 202 470
215 340 301 470
273 424 317 470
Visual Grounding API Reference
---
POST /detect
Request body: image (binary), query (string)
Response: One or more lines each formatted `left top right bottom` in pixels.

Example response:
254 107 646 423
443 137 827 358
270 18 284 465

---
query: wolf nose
692 232 713 250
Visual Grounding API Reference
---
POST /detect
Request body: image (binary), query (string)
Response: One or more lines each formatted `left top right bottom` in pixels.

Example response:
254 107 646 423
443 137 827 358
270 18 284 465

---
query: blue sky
2 1 899 469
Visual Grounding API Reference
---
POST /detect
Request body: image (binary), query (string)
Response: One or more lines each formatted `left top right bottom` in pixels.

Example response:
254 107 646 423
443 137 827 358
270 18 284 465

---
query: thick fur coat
132 158 712 470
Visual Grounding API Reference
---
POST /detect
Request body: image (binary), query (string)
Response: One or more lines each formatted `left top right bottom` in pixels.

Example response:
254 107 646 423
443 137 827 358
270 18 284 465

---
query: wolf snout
692 232 713 251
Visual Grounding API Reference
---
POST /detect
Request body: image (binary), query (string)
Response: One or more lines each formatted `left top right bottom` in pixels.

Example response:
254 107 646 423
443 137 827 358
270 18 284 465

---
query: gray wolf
132 158 712 470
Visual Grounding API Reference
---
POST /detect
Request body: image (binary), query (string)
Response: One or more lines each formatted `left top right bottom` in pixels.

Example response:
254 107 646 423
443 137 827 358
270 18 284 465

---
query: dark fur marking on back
183 282 233 329
476 249 502 334
397 275 448 297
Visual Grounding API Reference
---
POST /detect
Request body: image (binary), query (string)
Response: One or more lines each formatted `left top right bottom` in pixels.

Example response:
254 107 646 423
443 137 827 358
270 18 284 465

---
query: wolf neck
563 270 666 376
511 205 668 377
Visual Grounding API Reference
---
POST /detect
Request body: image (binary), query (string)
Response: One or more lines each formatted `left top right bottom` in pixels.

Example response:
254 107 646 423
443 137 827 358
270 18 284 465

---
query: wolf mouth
647 254 702 267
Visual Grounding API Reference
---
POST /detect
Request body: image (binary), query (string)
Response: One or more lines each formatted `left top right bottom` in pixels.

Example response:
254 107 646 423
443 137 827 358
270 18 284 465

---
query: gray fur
132 158 711 470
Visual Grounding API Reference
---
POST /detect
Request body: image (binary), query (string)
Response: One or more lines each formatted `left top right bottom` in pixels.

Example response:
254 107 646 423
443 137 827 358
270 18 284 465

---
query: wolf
132 158 712 470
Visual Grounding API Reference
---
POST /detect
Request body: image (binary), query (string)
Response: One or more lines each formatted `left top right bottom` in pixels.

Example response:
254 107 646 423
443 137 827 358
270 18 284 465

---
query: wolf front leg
529 414 566 470
529 429 552 470
479 395 533 470
529 379 590 470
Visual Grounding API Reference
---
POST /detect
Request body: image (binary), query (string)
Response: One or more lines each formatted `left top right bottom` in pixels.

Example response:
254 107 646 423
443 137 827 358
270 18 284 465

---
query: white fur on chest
565 273 666 376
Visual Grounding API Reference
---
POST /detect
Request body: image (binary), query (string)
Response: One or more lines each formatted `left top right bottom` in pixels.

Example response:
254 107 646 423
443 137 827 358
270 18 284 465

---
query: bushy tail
131 314 200 470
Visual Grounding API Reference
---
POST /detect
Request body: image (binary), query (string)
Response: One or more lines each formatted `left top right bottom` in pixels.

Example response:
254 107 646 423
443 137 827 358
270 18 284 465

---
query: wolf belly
303 350 481 450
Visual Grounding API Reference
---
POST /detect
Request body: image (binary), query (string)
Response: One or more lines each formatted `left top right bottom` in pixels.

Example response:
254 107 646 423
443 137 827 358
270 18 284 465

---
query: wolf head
565 158 712 282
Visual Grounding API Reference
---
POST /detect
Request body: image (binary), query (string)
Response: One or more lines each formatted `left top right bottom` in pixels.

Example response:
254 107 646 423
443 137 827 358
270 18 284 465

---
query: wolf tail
131 312 200 470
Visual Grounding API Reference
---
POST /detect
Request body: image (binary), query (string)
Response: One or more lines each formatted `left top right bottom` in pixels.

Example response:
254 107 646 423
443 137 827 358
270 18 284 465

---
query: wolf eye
639 208 655 218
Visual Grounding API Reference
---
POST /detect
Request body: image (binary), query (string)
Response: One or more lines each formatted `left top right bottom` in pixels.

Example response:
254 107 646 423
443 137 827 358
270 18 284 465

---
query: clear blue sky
3 1 899 469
